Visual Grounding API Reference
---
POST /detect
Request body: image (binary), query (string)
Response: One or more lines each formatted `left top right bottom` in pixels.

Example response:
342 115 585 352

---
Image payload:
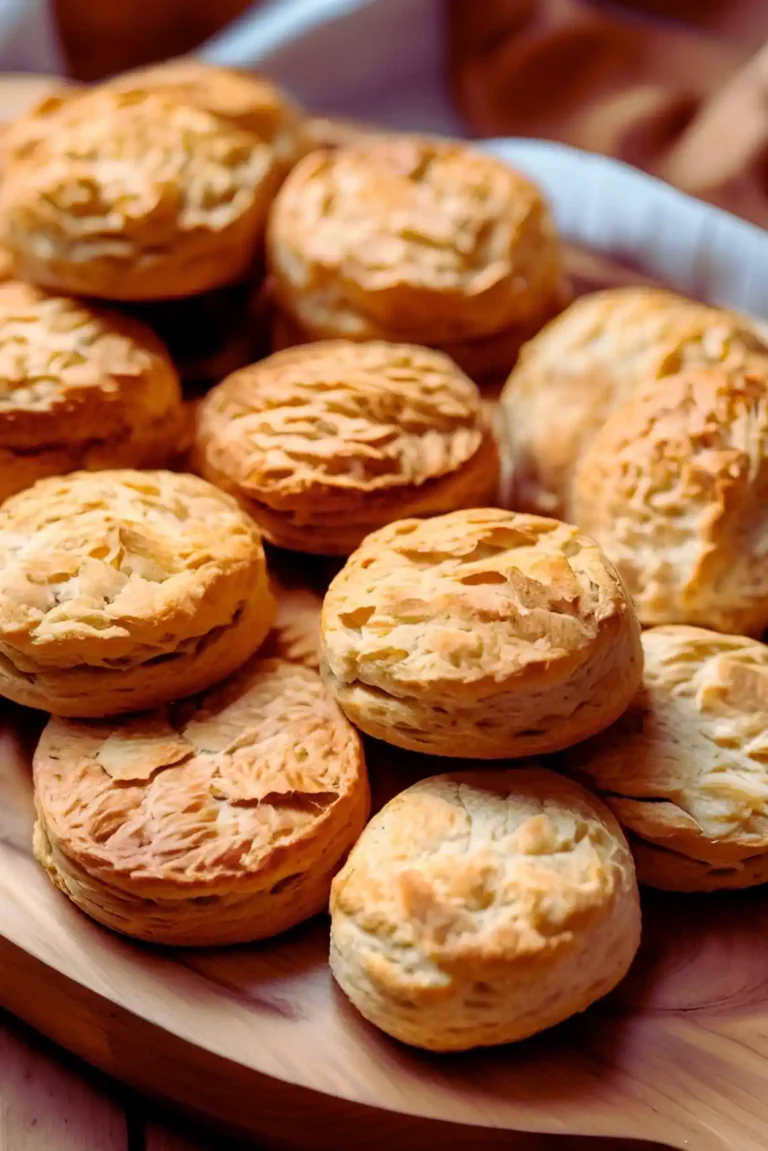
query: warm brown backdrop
449 0 768 228
52 0 253 79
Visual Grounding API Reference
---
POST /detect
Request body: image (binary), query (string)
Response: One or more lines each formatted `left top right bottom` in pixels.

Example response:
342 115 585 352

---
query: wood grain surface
1 702 768 1151
0 1009 230 1151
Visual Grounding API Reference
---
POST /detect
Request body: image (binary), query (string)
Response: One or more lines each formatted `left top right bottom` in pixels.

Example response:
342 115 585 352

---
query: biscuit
195 341 500 555
104 61 305 170
573 367 768 634
267 140 568 383
0 470 275 717
624 839 768 893
501 288 768 518
271 305 561 394
320 509 643 757
4 63 303 173
263 582 323 671
566 625 768 892
330 767 640 1051
0 77 79 173
33 657 369 945
0 244 14 283
0 88 285 300
0 281 186 502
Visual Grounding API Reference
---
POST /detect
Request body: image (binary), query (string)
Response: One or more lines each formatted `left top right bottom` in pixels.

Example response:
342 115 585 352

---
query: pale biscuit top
331 767 636 998
0 470 267 671
197 341 492 511
322 509 633 702
34 658 365 894
1 90 72 166
0 280 181 447
267 139 563 344
103 61 304 166
567 626 768 866
573 367 768 634
0 89 279 297
5 63 302 170
0 78 79 171
501 287 768 516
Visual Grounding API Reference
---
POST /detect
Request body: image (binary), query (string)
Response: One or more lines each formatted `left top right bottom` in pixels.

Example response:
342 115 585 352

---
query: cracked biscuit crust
330 767 640 1051
0 469 274 716
566 625 768 891
267 140 565 351
320 508 643 757
0 280 185 500
4 63 304 172
196 341 499 555
33 657 369 945
573 367 768 635
501 288 768 518
0 88 283 300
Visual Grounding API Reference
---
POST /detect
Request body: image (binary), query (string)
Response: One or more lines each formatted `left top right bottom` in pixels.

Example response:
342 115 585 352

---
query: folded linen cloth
450 0 768 229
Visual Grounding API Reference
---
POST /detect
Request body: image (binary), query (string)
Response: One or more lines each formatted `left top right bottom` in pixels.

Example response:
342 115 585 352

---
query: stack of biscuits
0 60 765 1059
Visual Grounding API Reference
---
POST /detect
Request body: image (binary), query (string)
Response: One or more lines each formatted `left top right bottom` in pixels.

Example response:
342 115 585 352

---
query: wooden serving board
0 242 760 1150
2 710 768 1151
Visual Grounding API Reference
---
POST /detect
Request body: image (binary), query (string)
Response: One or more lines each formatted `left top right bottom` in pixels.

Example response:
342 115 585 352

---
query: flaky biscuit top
5 64 303 168
568 626 768 863
573 367 768 632
0 90 276 272
501 287 768 515
506 289 768 396
34 658 364 893
322 509 633 700
102 62 304 165
268 140 562 343
0 470 267 670
331 769 632 988
0 280 180 446
197 341 490 509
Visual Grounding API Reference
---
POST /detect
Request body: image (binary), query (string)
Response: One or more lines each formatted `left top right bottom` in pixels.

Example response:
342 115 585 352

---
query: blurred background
1 0 768 226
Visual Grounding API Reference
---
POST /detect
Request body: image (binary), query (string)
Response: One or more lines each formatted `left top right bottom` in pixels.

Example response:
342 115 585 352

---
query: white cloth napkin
0 0 63 72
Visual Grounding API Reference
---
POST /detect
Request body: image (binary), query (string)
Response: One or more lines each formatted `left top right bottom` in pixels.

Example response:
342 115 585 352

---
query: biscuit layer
321 508 643 757
0 470 274 715
34 658 369 944
330 768 640 1050
567 625 768 891
196 340 499 554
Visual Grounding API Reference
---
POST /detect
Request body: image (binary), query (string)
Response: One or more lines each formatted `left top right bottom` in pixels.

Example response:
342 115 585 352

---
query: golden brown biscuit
330 767 640 1051
501 288 768 518
271 305 561 395
104 61 304 168
0 88 284 300
0 244 14 283
4 63 303 171
0 470 275 717
195 341 500 555
0 76 79 173
625 839 768 893
33 657 369 945
0 281 186 502
573 367 768 634
267 140 568 383
320 509 643 757
565 625 768 892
